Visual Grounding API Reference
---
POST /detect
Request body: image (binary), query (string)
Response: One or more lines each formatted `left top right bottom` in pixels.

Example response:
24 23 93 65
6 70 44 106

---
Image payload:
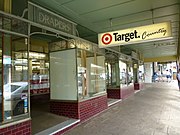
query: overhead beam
30 38 48 47
144 55 177 62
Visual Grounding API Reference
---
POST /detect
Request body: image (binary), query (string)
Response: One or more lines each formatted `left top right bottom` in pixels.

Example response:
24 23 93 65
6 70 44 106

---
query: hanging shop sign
28 2 76 35
98 22 172 48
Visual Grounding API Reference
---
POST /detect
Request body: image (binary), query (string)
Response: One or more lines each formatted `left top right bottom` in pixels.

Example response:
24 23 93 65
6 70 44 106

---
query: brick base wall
50 95 108 122
134 83 140 90
0 120 31 135
50 95 108 134
134 83 144 90
79 95 108 121
107 88 121 99
50 101 79 119
121 84 134 99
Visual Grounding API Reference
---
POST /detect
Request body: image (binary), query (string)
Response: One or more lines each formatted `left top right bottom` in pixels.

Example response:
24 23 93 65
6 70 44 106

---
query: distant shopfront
105 52 135 100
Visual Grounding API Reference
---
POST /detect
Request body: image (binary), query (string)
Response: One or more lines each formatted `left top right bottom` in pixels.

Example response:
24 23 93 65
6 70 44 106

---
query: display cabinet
105 53 119 88
106 54 135 99
29 52 49 96
15 51 50 96
49 40 106 100
49 39 107 121
77 49 106 99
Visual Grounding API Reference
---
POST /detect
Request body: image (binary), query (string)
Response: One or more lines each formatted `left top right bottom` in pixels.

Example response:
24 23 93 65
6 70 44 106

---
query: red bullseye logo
101 33 112 45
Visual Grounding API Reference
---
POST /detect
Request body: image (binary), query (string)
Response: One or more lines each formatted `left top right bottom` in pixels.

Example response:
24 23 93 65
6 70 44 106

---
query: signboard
28 2 76 36
98 22 172 48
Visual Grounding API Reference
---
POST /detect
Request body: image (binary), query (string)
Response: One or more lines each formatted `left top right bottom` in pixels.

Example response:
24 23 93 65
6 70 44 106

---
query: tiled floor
31 101 70 134
64 81 180 135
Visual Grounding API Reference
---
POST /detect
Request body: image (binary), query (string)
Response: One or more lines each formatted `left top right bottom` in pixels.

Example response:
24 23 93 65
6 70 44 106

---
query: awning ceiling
31 0 180 61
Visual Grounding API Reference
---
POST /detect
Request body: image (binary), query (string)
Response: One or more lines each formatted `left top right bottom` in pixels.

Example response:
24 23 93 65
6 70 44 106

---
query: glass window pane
105 63 111 86
127 63 133 85
29 52 49 96
0 33 2 122
139 65 144 82
77 50 87 99
3 34 29 122
3 34 12 120
105 61 120 88
111 64 116 86
105 62 115 87
119 61 127 87
77 49 106 99
89 54 106 96
92 55 106 93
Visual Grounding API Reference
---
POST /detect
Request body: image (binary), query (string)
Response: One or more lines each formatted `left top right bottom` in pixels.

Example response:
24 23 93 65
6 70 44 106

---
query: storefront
131 51 145 91
0 9 31 134
0 1 108 134
134 63 145 90
119 58 134 99
106 51 135 100
105 52 120 100
49 39 107 121
0 1 146 134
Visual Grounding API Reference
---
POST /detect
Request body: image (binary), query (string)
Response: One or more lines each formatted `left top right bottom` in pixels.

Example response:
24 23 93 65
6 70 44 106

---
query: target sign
101 33 112 45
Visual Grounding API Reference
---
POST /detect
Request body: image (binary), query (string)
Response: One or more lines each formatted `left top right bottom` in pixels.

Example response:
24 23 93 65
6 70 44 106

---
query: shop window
77 49 106 99
29 52 49 96
11 51 49 96
49 40 106 101
139 65 145 82
127 63 134 85
105 53 120 88
105 63 111 86
1 34 29 123
119 61 127 86
0 34 2 122
105 62 119 88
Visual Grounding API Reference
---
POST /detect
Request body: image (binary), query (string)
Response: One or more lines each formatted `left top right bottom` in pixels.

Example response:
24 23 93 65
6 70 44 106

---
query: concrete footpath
64 82 180 135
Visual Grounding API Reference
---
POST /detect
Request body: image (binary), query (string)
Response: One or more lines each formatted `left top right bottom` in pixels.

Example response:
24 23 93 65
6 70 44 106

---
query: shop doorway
28 39 73 134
